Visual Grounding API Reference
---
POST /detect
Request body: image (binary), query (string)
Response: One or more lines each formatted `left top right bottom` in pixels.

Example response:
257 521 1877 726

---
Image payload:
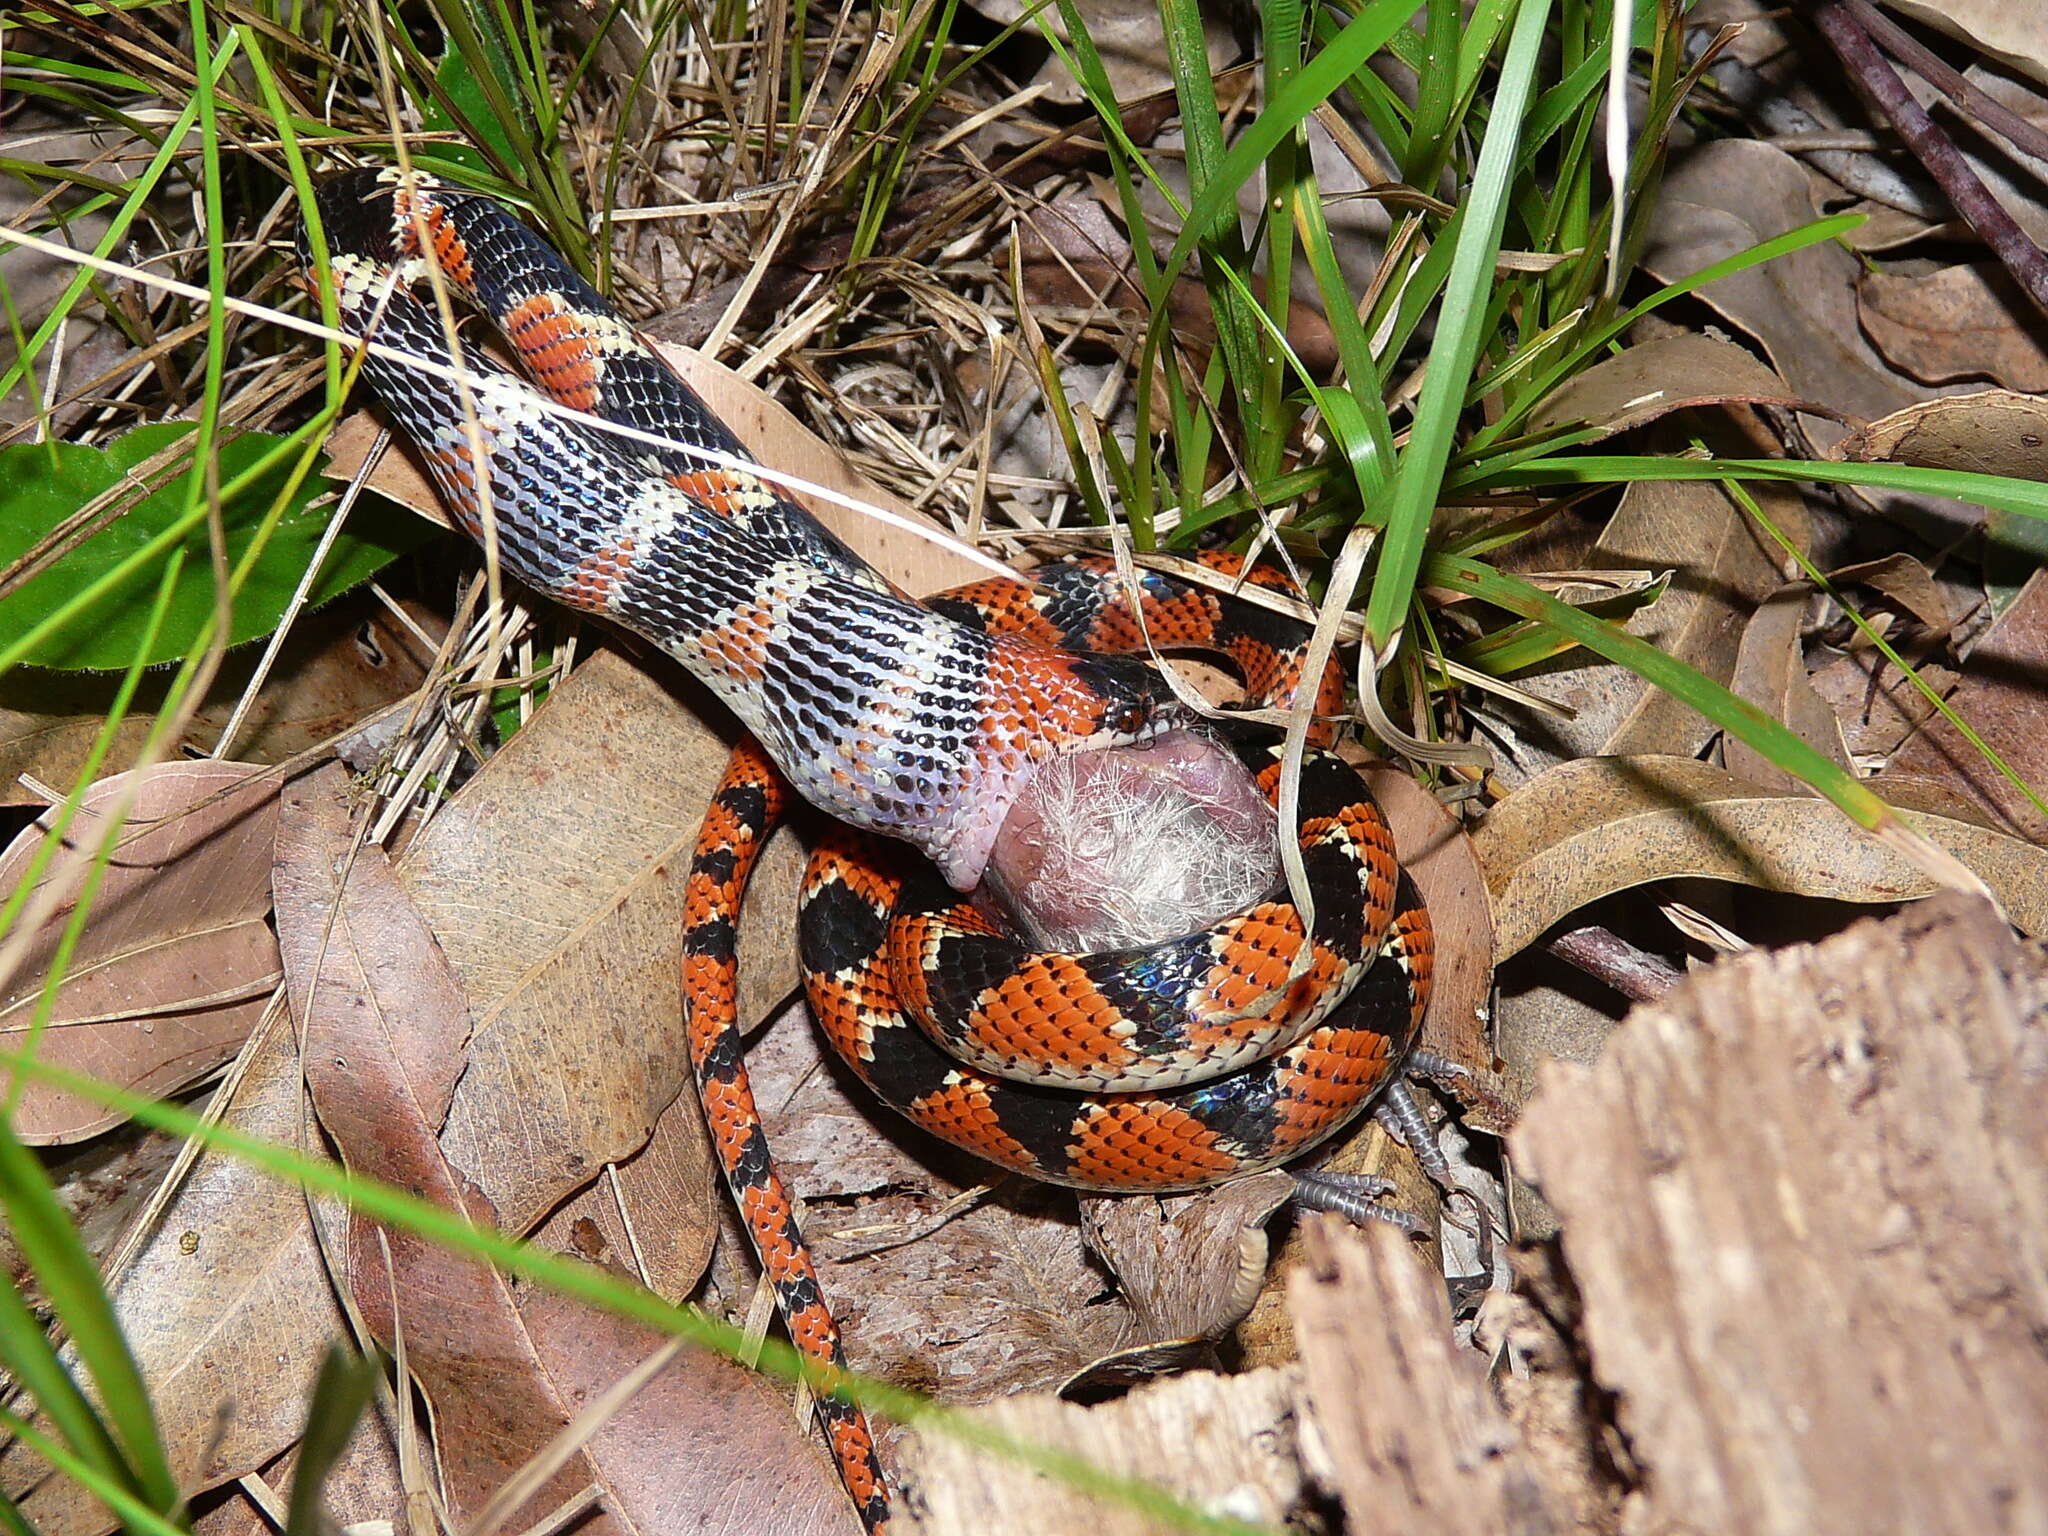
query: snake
302 166 1433 1535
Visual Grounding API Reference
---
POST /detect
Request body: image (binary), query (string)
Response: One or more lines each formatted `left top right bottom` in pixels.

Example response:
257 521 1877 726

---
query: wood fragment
897 1367 1305 1536
1289 1220 1569 1534
1513 890 2048 1535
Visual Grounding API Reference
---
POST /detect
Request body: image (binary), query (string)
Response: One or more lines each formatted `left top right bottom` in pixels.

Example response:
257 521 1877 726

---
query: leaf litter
13 2 2048 1532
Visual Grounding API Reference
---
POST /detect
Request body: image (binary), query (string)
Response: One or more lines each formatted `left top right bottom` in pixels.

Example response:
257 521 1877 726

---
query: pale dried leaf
1640 140 1944 436
0 761 280 1142
1473 755 2048 959
396 651 776 1241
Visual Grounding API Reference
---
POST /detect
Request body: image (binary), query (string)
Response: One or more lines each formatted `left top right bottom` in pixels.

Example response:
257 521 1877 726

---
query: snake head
936 642 1195 890
1063 651 1187 746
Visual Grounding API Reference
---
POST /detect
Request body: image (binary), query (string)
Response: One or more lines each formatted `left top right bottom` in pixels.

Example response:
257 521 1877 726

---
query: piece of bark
1288 1220 1569 1533
1513 891 2048 1535
897 1366 1306 1536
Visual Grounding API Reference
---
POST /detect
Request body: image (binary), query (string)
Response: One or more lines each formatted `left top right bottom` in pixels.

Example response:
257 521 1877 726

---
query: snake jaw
937 645 1193 891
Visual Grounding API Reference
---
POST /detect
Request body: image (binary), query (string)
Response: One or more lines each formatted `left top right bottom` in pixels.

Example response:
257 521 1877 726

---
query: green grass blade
284 1348 382 1536
1363 0 1554 654
1426 549 1894 830
1461 452 2048 524
0 1120 178 1516
0 1277 135 1513
0 1407 184 1536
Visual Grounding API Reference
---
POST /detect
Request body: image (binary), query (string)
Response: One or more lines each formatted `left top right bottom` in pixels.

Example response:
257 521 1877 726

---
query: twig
1811 0 2048 320
1846 0 2048 169
1546 923 1683 1003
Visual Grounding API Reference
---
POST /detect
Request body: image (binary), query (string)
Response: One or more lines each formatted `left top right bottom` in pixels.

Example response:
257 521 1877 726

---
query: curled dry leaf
1858 263 2048 392
1726 585 1853 790
0 761 279 1143
1526 333 1839 443
276 764 854 1535
1826 551 1953 631
1359 760 1498 1091
1473 755 2048 961
1832 388 2048 482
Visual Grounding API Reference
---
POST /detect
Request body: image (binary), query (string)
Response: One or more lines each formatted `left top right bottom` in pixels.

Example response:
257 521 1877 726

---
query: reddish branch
1811 0 2048 321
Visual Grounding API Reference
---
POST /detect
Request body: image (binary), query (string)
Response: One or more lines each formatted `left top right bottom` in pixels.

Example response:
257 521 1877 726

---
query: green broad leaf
416 45 528 177
0 423 424 672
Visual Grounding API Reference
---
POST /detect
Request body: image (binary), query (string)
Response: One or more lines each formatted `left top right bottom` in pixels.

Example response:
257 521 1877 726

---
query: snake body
304 168 1432 1536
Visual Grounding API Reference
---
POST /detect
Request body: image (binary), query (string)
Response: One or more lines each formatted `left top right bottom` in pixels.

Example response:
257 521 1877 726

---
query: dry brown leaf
1490 417 1806 778
1826 551 1953 630
1473 754 2048 959
1883 1 2048 86
1361 761 1498 1093
1833 388 2048 483
277 765 851 1534
1526 333 1836 443
1859 263 2048 392
525 1090 719 1303
395 651 751 1247
189 1405 415 1536
1511 891 2048 1532
0 596 439 808
5 1011 352 1536
1726 585 1853 790
1884 568 2048 843
1639 139 1944 436
0 762 279 1143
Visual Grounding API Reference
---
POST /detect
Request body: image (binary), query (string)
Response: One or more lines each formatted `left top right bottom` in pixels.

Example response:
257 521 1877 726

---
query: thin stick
1812 1 2048 320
